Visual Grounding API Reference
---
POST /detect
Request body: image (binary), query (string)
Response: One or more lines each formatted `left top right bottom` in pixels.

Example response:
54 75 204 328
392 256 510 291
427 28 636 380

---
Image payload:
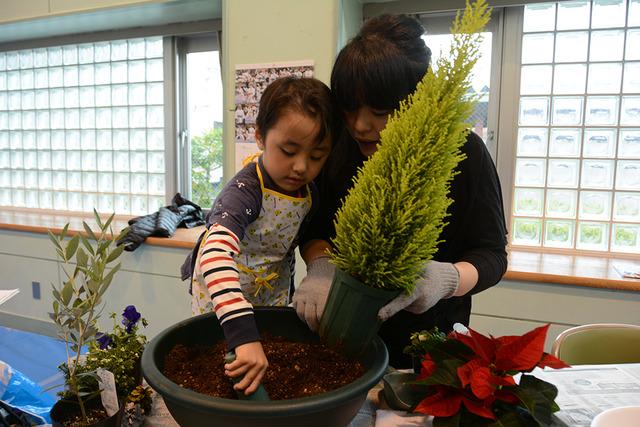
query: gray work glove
292 256 335 332
378 260 460 321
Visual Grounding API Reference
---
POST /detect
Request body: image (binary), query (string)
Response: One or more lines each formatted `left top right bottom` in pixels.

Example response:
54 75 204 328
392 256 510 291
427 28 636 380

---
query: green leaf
80 235 95 256
60 223 70 240
512 375 559 426
433 413 460 427
106 244 125 264
417 358 464 387
100 264 121 296
61 281 74 305
48 230 63 252
76 247 88 269
102 214 115 234
94 209 104 230
83 221 98 242
65 234 80 261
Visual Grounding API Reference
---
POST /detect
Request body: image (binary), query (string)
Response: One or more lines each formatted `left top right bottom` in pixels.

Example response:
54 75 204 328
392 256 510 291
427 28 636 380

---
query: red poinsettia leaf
538 352 571 369
495 388 521 405
418 354 437 380
469 367 495 399
457 358 485 387
451 327 496 363
490 374 516 387
415 387 463 417
462 396 496 420
494 324 549 371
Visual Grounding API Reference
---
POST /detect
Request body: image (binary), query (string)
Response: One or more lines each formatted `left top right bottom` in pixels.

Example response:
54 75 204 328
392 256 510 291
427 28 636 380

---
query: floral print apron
191 163 311 313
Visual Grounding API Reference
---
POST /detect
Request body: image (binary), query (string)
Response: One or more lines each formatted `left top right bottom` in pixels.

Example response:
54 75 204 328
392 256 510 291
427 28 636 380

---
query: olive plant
49 210 127 424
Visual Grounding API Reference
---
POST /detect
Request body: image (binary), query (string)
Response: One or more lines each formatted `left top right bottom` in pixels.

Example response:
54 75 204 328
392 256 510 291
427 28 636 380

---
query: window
511 0 640 254
0 37 166 215
421 11 502 158
176 34 224 210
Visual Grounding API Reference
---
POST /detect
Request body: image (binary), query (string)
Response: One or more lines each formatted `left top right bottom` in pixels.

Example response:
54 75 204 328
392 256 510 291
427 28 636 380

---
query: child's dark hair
331 14 431 112
256 77 337 145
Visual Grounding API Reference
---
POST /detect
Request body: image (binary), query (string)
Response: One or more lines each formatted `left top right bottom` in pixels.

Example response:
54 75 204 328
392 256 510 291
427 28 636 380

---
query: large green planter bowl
141 307 388 427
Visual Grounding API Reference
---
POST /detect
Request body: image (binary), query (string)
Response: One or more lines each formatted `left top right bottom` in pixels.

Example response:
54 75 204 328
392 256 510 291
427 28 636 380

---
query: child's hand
225 341 268 395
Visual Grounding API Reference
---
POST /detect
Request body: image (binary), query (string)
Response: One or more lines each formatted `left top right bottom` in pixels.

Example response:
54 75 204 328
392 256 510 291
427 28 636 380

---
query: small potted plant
387 324 570 426
80 305 149 400
48 211 127 427
320 0 491 356
81 305 154 426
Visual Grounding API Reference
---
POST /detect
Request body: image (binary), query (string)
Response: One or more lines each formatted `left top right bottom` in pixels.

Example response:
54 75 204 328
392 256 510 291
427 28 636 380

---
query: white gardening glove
378 260 460 321
292 256 335 332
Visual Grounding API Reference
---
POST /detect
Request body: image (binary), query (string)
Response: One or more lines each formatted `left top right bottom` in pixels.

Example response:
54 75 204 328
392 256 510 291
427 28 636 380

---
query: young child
182 77 336 396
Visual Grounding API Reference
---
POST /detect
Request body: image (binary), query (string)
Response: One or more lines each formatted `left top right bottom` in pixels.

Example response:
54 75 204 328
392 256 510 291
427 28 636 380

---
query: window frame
419 9 505 160
175 32 222 201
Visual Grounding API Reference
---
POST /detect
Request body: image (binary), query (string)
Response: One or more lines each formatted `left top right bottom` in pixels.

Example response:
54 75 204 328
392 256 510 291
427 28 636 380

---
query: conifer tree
330 0 490 292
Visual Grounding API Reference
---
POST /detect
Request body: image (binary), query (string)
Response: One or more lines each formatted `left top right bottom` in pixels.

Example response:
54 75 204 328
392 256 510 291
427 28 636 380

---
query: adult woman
292 14 508 368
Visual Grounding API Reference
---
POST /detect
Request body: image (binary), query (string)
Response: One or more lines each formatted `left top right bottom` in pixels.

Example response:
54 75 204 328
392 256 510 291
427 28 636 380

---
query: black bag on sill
117 193 205 252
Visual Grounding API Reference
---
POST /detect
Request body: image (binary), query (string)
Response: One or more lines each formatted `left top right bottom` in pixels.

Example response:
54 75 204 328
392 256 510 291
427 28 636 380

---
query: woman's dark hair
331 14 431 112
256 77 337 145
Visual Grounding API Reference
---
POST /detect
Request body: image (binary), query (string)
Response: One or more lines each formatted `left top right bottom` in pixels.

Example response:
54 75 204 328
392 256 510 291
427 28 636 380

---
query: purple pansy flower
96 332 112 349
122 305 141 333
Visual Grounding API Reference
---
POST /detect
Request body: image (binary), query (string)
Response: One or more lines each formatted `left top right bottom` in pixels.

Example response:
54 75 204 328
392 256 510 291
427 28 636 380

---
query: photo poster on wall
234 60 314 172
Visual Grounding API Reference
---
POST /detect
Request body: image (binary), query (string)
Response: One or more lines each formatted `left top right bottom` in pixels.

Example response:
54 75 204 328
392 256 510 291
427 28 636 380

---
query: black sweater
301 131 508 368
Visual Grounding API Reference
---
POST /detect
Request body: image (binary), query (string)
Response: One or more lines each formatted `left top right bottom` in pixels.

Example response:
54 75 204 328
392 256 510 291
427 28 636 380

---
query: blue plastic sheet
0 360 54 425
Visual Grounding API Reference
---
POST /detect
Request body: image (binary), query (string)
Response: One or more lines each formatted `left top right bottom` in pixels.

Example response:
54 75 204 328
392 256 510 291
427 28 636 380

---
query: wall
0 228 193 338
220 0 341 181
471 280 640 351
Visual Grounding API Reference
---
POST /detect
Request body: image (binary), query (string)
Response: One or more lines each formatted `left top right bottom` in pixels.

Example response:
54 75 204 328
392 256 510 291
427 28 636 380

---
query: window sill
0 206 203 249
505 248 640 292
1 208 638 291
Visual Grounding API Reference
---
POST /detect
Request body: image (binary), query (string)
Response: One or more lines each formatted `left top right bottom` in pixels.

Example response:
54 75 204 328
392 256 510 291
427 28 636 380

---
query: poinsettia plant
407 325 569 426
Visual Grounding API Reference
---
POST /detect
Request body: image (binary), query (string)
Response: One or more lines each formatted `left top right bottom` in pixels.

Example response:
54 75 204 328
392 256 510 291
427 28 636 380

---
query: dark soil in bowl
163 334 365 400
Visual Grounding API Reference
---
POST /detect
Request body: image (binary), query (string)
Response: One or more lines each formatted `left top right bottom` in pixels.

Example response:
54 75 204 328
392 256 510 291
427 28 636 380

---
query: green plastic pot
320 268 401 357
141 307 388 427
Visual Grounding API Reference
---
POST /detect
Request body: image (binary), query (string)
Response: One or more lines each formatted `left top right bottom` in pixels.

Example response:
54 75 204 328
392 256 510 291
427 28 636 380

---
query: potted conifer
320 0 491 356
48 211 127 427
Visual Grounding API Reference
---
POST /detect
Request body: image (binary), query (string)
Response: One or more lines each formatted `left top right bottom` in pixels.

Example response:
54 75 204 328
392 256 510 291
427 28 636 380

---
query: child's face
257 111 331 195
344 105 391 157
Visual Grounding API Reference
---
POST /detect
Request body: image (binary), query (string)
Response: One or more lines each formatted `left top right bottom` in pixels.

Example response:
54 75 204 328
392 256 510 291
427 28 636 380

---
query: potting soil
163 334 365 400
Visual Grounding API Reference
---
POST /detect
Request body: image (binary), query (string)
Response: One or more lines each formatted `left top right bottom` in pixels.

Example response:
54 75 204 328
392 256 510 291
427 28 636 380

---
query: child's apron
191 163 311 314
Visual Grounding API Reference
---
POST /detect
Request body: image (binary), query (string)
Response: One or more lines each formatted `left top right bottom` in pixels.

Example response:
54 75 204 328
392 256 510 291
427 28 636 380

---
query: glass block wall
0 37 166 215
512 0 640 254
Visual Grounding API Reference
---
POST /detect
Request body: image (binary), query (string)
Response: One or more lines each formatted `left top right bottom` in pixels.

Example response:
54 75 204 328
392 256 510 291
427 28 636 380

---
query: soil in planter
58 407 109 427
163 334 365 400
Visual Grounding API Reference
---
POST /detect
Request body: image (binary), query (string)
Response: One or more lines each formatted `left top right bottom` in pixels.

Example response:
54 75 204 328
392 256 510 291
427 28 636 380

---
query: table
535 363 640 427
143 364 640 427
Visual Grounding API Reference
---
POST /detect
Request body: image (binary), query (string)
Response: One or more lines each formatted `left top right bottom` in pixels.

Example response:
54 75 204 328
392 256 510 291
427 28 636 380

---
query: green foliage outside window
580 225 603 244
515 221 539 240
191 127 224 209
615 227 637 246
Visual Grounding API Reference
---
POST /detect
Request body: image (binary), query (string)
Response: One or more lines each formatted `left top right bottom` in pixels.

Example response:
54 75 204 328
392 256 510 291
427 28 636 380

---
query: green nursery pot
319 268 401 357
141 307 388 427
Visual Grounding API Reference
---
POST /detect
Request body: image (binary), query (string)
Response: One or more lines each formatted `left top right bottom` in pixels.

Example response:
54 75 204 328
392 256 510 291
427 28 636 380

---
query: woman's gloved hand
378 260 460 321
292 256 335 331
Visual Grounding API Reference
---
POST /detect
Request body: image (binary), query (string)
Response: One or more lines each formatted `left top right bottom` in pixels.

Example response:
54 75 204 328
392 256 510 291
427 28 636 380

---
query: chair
551 323 640 365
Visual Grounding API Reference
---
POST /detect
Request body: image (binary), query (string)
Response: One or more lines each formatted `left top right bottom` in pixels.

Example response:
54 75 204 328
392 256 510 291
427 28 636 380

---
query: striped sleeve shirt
199 224 260 349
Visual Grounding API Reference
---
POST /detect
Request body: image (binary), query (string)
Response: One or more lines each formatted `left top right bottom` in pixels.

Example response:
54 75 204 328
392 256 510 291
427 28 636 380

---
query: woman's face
344 106 391 157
